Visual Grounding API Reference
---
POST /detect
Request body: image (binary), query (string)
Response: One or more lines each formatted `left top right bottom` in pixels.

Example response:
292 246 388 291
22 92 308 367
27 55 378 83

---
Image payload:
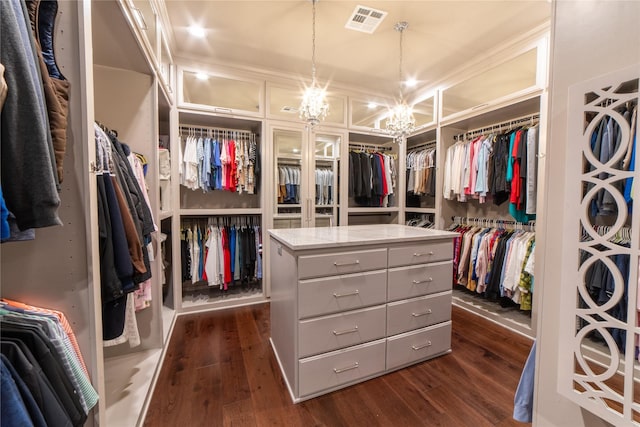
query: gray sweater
0 0 61 230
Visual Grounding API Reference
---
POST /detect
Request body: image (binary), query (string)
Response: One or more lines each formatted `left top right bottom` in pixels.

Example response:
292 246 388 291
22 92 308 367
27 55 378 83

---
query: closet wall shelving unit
346 131 402 226
1 0 179 426
92 0 179 425
174 107 266 312
433 32 550 338
405 125 439 222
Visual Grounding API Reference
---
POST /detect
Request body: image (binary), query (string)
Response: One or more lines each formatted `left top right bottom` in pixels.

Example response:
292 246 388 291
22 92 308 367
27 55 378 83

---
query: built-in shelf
348 207 399 213
405 208 436 214
180 208 262 216
159 210 173 220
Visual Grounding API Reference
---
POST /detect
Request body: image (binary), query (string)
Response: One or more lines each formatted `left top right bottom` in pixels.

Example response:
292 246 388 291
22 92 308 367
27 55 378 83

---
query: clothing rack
452 216 536 231
408 140 436 151
179 124 257 139
454 113 540 142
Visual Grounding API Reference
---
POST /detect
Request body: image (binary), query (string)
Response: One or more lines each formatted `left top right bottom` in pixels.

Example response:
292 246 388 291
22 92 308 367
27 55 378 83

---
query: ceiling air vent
345 5 387 34
280 106 299 114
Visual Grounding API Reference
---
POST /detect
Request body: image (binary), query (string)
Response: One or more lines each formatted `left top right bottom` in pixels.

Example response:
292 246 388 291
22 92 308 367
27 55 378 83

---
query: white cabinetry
268 225 456 402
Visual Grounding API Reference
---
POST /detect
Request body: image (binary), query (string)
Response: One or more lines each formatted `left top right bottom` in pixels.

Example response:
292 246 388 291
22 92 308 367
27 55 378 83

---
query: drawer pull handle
334 260 360 267
412 341 432 351
333 362 359 373
413 251 435 257
412 277 433 284
411 309 433 317
333 326 359 336
333 290 360 298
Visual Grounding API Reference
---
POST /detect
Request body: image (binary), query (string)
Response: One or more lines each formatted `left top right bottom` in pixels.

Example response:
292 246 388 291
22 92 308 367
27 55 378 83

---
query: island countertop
268 224 458 251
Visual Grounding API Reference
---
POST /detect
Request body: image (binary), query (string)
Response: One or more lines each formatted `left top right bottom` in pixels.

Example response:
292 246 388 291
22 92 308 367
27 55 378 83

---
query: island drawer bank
268 224 458 402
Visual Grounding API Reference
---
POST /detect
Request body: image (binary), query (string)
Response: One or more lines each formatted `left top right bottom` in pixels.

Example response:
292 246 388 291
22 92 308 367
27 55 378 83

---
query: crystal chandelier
385 21 415 143
299 0 329 127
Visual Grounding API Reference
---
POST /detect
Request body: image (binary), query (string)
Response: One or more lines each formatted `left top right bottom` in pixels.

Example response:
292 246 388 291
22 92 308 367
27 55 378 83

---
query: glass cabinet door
310 131 342 227
273 126 305 229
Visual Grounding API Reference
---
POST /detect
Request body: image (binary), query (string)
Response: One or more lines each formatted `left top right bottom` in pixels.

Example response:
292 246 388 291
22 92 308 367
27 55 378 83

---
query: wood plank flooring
144 303 533 427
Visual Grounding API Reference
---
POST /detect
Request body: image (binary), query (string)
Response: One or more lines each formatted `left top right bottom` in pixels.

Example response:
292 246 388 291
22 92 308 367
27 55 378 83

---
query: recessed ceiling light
405 78 417 87
195 72 209 81
368 102 378 109
188 25 206 38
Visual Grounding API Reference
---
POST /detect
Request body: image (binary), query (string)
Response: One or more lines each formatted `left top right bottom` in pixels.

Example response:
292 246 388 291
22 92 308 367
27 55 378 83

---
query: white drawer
386 322 451 371
298 270 387 319
298 339 386 397
388 240 453 267
298 248 387 279
387 292 452 336
387 261 452 301
298 305 386 357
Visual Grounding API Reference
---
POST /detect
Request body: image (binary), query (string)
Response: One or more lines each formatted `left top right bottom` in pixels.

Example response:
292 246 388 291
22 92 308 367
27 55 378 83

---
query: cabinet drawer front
387 261 452 301
298 270 387 319
386 322 451 371
298 248 387 279
298 305 386 357
387 292 452 336
298 339 386 397
388 240 453 267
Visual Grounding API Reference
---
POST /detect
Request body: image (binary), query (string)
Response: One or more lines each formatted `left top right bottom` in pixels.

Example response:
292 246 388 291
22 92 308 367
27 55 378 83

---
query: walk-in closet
1 1 638 426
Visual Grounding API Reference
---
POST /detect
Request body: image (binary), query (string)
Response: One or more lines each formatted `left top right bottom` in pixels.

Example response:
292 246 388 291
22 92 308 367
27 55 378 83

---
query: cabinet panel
298 270 387 318
386 322 452 371
387 261 452 301
387 292 452 336
180 69 263 116
298 248 387 279
298 339 386 397
441 47 539 119
388 240 453 267
298 305 386 357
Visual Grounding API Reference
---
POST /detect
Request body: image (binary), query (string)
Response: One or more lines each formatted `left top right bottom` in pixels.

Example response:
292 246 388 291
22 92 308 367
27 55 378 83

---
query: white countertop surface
268 224 458 250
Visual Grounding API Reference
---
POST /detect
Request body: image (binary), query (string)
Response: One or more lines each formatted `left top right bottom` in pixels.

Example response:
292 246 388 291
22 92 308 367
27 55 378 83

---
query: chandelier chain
398 23 404 101
299 0 329 127
311 0 317 84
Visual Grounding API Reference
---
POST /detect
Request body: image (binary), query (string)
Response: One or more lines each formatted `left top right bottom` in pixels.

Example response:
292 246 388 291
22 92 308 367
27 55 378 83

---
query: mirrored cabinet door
310 131 343 227
273 126 305 229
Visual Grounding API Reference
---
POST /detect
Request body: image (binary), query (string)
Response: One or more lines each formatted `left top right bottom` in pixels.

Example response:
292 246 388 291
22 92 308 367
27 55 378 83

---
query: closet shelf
405 207 436 214
277 204 302 208
274 213 302 219
348 207 399 213
180 208 262 216
159 210 173 220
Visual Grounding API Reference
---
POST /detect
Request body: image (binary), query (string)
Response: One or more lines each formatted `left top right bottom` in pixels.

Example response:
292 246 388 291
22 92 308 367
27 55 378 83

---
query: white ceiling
164 1 551 99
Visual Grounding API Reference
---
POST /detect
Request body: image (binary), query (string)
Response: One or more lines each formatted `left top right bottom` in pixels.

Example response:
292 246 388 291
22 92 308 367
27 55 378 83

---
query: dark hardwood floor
144 303 533 426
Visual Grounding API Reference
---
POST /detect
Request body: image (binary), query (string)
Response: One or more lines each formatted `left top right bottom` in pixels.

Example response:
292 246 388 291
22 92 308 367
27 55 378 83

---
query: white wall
535 1 640 426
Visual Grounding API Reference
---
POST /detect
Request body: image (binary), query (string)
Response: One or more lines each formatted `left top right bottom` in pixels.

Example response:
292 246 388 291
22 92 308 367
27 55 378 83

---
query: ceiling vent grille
345 5 387 34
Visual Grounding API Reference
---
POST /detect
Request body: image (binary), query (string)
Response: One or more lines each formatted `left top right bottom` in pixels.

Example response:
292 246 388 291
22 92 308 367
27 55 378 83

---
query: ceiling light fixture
299 0 329 128
188 25 205 38
385 21 416 144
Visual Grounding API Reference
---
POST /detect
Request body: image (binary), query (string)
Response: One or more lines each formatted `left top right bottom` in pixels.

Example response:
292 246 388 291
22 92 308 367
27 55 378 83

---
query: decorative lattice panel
563 67 639 424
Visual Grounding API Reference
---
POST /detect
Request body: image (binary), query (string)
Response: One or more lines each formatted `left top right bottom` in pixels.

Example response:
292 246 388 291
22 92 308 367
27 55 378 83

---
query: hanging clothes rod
408 140 436 151
349 143 393 152
452 216 536 230
454 113 540 141
179 124 257 136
